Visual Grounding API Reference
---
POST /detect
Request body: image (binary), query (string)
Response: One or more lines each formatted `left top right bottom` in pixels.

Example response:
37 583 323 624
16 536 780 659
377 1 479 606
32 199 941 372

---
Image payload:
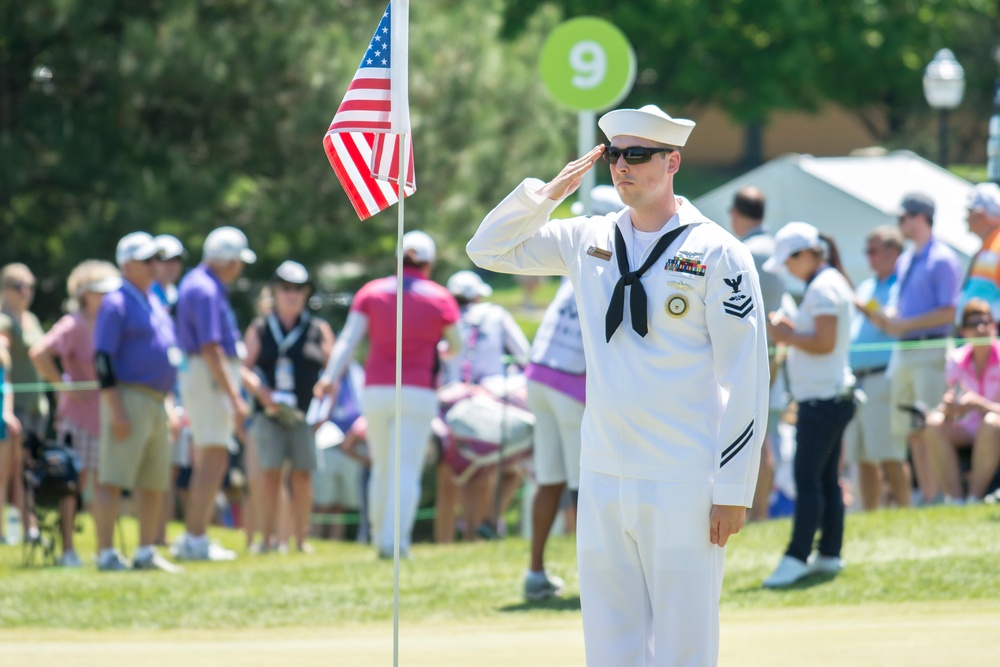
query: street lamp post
923 48 966 168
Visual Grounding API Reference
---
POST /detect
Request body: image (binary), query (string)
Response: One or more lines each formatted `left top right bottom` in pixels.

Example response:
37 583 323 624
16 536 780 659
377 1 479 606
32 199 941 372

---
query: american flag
324 1 414 221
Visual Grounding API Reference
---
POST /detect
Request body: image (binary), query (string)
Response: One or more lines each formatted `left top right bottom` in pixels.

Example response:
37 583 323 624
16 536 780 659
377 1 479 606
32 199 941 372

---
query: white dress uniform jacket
468 179 769 507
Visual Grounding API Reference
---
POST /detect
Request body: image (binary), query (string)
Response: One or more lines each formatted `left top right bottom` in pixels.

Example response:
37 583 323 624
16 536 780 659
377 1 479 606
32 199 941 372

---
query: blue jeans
786 396 856 562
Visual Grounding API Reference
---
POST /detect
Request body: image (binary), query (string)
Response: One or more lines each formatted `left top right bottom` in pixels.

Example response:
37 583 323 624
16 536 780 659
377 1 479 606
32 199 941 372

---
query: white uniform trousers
363 386 438 554
577 469 725 667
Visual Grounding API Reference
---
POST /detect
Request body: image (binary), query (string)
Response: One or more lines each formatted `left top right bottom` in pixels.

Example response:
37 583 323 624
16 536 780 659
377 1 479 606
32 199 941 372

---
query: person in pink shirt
924 298 1000 502
29 259 121 566
315 231 462 557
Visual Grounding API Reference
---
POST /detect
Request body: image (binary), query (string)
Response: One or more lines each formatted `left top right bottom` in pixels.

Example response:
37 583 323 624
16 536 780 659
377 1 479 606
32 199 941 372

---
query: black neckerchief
605 224 688 342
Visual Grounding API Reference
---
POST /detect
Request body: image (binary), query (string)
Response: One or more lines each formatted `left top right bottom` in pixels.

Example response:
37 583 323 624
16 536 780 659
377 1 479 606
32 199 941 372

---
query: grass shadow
498 595 581 613
730 572 840 596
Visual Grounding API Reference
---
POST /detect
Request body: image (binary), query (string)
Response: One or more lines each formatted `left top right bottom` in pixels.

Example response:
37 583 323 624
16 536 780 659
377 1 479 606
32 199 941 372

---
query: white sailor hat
598 104 696 147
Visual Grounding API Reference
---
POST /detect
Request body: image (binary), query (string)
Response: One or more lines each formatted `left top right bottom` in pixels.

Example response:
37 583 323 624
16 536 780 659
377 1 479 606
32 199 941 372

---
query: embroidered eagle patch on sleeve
721 271 754 320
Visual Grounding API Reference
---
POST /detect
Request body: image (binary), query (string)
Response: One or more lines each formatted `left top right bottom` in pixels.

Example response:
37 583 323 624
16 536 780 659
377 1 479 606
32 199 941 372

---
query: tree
1 0 576 324
500 0 1000 164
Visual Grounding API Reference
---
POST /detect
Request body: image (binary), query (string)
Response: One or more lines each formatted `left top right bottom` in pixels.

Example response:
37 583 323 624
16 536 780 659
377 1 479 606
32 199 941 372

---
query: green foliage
502 1 1000 141
1 0 575 324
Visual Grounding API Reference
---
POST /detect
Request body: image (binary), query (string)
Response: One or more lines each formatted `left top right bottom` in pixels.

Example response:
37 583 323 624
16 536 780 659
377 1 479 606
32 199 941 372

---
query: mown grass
2 503 998 630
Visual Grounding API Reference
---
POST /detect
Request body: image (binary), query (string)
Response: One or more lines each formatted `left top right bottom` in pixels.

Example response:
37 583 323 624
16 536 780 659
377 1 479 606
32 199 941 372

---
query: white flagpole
390 2 410 664
393 132 407 667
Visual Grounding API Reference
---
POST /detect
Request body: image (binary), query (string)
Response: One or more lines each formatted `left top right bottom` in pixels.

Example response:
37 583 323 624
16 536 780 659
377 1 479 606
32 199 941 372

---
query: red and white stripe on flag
323 0 414 221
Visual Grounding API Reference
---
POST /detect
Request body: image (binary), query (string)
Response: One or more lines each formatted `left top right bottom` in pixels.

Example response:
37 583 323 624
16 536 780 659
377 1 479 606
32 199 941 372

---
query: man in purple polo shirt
93 232 182 572
172 226 254 561
872 192 962 504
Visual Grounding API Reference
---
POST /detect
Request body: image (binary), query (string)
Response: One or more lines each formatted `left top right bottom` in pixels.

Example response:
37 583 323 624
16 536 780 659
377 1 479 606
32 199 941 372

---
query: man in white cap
314 230 463 558
92 232 182 572
468 105 769 666
172 226 256 561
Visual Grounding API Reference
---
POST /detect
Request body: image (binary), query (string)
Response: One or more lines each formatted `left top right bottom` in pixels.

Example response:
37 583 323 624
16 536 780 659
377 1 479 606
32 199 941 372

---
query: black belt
854 366 887 380
902 333 946 342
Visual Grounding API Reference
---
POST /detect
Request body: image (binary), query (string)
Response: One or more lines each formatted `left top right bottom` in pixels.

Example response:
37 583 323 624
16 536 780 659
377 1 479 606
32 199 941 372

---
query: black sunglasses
3 280 35 292
602 145 675 165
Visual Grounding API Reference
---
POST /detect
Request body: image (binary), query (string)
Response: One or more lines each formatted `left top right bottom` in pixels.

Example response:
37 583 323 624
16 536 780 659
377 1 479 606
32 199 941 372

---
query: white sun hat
447 270 493 300
571 184 625 216
763 222 822 272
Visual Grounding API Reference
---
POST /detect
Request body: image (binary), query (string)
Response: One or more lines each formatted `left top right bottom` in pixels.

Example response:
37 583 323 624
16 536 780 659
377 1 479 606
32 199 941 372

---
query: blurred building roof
694 150 978 285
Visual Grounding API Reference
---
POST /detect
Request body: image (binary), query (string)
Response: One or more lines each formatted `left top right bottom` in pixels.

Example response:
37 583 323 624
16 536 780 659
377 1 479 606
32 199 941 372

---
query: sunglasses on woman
601 145 675 165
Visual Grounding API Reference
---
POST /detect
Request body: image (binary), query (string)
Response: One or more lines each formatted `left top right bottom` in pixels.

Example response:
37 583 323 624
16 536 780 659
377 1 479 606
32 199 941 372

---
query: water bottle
3 506 22 545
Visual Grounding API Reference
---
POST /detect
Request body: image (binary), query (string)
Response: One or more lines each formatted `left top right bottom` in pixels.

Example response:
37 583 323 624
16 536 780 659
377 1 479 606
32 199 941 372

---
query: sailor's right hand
535 144 606 202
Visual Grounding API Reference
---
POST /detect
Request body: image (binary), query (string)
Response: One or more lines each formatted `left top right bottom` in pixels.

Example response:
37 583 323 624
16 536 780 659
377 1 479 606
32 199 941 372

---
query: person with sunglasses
845 226 910 511
0 262 46 545
29 259 122 565
870 192 962 506
92 232 182 572
923 299 1000 503
762 222 856 588
468 104 769 667
241 261 334 553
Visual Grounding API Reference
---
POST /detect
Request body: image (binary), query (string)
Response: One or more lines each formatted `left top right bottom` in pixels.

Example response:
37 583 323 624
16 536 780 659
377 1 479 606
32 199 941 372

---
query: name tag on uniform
587 246 612 261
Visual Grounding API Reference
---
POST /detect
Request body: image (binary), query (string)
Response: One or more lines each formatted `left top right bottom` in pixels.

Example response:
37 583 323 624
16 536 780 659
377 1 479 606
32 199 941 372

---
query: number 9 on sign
570 41 606 89
540 17 636 112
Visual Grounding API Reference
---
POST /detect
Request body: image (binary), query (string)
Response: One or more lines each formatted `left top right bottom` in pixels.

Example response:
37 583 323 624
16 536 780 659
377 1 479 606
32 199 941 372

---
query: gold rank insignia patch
665 293 689 318
587 246 612 261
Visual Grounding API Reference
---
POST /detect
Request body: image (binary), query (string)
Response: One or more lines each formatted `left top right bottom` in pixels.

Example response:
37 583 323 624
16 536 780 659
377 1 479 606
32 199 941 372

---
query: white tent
693 150 978 285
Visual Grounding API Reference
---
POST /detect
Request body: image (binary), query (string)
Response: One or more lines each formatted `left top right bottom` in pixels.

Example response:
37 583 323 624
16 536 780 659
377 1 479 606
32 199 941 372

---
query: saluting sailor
467 104 769 667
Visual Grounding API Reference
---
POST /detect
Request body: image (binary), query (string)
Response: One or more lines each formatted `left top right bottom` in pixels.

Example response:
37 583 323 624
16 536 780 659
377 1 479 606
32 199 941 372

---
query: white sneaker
524 571 566 601
762 556 809 588
58 550 83 568
133 549 185 573
206 542 237 561
806 552 844 575
965 495 983 506
173 535 236 562
97 550 132 572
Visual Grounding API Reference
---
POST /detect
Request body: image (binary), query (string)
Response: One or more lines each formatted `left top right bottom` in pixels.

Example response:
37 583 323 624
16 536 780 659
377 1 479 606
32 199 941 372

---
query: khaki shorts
890 347 947 436
313 446 362 508
179 355 242 448
98 385 171 491
527 381 584 490
250 414 316 471
844 371 906 463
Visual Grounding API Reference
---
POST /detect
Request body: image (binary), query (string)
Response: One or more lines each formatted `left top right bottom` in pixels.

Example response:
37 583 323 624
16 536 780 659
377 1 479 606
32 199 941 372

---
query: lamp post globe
923 48 965 167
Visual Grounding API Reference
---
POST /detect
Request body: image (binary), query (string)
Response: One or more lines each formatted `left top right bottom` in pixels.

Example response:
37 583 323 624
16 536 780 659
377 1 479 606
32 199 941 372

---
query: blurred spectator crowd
2 180 1000 592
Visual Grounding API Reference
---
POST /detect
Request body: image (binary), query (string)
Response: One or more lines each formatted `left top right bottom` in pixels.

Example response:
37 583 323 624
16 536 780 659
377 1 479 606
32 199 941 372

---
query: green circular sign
540 17 636 112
